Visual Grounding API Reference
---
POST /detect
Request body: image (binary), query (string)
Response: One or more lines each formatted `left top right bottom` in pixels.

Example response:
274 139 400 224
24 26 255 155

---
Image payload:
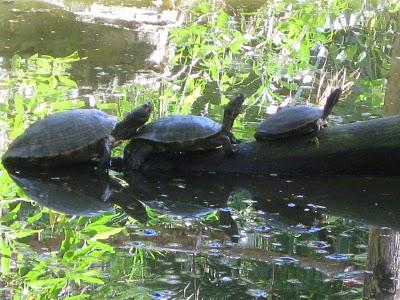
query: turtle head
222 94 245 133
112 102 153 140
322 88 342 120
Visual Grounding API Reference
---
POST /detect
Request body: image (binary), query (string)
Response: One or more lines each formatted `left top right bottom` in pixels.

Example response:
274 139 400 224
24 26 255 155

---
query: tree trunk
364 227 400 299
141 115 400 176
384 14 400 115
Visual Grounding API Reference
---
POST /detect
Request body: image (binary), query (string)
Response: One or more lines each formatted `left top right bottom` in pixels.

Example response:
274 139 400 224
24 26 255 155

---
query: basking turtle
2 103 152 168
254 88 342 140
124 94 245 169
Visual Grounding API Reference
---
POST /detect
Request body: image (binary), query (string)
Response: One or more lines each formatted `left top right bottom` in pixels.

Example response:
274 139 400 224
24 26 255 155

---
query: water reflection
8 167 145 222
0 0 181 88
9 167 115 216
7 165 400 297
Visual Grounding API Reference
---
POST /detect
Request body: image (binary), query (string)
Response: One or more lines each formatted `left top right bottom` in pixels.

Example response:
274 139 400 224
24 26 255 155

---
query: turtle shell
133 115 221 144
2 109 116 166
255 105 323 140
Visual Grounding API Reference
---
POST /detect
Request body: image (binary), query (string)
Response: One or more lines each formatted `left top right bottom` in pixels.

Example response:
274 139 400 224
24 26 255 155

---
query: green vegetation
1 0 398 298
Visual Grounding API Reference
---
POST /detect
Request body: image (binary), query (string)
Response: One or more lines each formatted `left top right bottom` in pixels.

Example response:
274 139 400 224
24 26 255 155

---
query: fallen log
141 115 400 175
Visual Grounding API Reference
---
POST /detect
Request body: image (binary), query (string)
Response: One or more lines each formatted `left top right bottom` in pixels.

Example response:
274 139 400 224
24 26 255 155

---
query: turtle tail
222 94 245 134
322 88 342 120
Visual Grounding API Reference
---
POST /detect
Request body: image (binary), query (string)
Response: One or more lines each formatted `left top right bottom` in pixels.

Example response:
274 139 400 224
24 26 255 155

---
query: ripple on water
273 256 299 264
334 270 364 280
307 240 330 249
207 241 222 249
306 226 322 233
132 241 145 248
149 290 176 300
141 228 159 237
220 207 232 212
175 255 189 263
158 275 182 285
224 240 234 248
255 225 271 233
325 253 352 261
166 242 182 248
287 278 302 285
220 276 233 283
247 289 268 298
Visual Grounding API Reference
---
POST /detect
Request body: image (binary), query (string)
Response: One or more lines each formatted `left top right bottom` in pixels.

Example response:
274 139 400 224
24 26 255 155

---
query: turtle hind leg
124 141 154 170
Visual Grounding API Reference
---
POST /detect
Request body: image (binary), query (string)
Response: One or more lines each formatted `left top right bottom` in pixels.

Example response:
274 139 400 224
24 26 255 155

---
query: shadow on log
140 115 400 175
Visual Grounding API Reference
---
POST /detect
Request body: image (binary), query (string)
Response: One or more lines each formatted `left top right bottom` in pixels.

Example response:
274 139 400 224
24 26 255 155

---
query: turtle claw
312 136 320 148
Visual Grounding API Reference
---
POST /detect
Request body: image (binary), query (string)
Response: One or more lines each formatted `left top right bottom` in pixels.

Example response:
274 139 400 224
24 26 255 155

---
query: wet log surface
141 115 400 176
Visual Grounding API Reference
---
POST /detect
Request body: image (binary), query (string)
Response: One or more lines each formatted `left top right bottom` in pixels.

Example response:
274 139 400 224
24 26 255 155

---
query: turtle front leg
219 135 235 156
98 135 115 172
124 141 155 170
227 132 241 144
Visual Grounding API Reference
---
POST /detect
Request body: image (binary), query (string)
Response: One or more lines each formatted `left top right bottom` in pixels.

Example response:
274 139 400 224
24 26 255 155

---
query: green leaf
57 75 77 87
1 256 10 274
87 240 115 253
78 276 105 285
27 211 43 224
67 271 105 284
96 103 118 110
0 240 12 257
28 278 66 287
1 203 21 222
11 229 42 239
216 12 229 30
64 295 91 300
92 227 124 240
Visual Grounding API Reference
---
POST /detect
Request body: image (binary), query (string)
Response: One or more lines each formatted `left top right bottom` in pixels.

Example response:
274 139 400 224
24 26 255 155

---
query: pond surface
0 0 399 299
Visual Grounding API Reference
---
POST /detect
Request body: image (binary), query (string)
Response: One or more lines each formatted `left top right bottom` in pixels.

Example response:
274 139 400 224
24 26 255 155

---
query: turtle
254 88 342 141
2 103 152 169
124 94 245 170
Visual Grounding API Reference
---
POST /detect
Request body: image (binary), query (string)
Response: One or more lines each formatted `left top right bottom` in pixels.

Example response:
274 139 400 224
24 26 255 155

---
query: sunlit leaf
91 227 124 240
0 240 12 257
216 12 229 30
1 256 10 274
57 75 77 87
64 295 91 300
10 229 42 239
28 278 66 287
27 211 43 224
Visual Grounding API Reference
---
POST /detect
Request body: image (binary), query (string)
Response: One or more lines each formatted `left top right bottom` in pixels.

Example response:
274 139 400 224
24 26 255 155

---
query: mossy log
142 115 400 175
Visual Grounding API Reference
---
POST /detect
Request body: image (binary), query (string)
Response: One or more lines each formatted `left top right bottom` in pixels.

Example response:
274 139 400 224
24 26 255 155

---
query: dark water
8 167 376 299
0 0 398 299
